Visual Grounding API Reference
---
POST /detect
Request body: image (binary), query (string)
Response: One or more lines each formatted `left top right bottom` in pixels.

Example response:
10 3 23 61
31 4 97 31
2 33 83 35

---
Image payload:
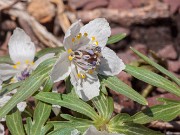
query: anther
91 36 95 41
94 41 99 46
25 60 29 64
88 69 94 74
72 38 75 42
16 62 21 65
84 32 88 37
13 65 17 69
77 33 82 39
81 74 86 79
68 55 74 61
68 49 73 54
77 73 81 78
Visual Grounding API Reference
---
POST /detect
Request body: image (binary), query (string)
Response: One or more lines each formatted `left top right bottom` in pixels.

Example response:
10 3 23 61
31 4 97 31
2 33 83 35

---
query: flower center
68 46 102 77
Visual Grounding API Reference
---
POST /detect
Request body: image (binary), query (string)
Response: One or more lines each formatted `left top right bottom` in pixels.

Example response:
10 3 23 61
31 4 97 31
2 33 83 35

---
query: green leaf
30 101 52 135
107 33 126 44
50 121 90 133
0 81 23 96
99 75 147 105
133 100 180 124
92 92 113 121
108 113 132 126
35 47 65 59
40 123 53 135
0 58 56 119
47 128 75 135
0 55 13 64
125 65 180 96
24 117 32 135
35 92 100 120
43 79 53 92
108 123 163 135
60 114 93 124
6 108 25 135
130 47 180 86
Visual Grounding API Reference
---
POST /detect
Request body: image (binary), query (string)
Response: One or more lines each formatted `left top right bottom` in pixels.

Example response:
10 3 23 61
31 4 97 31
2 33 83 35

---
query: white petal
17 102 27 112
9 28 36 64
83 125 123 135
32 53 55 69
0 95 11 108
63 21 81 50
71 129 80 135
97 47 125 76
0 123 5 135
80 18 111 48
51 52 71 82
70 69 100 101
0 64 19 81
0 78 2 90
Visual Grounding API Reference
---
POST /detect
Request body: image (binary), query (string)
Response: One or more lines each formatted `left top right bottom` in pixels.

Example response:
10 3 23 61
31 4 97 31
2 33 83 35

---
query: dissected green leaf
125 65 180 96
40 123 53 135
35 92 100 120
24 117 32 135
47 128 75 135
0 55 12 64
0 81 23 96
108 113 132 126
50 121 90 133
92 92 113 121
130 47 180 86
60 114 93 125
108 123 163 135
0 58 56 119
35 47 64 59
30 101 52 135
107 33 126 44
99 75 147 105
6 108 25 135
133 100 180 124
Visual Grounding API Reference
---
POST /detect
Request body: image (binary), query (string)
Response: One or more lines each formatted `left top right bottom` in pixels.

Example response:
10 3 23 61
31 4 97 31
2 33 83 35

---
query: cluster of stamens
68 32 102 79
12 60 34 82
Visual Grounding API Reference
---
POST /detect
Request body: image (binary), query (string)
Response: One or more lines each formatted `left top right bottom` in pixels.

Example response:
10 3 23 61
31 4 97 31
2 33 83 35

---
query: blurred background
0 0 180 134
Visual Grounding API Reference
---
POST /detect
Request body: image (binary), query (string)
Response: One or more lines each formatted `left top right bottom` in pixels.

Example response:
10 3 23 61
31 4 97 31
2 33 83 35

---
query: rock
163 0 180 14
118 52 136 64
84 0 108 10
27 0 55 23
111 27 130 36
129 0 150 8
168 60 180 73
108 0 132 10
68 0 108 10
131 44 148 55
157 45 177 60
118 71 132 86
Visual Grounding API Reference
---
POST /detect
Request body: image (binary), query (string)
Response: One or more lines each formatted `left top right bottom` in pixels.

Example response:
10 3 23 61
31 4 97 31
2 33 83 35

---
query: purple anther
83 55 90 60
87 50 94 55
91 61 97 66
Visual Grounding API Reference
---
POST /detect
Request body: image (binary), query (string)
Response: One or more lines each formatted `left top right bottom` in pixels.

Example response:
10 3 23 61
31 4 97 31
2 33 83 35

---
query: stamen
16 62 21 65
91 36 95 41
94 41 99 46
31 62 35 65
77 73 81 78
81 74 86 79
77 33 82 39
25 60 29 64
68 49 73 54
72 38 75 42
10 78 15 83
88 69 94 74
13 65 17 69
68 55 74 61
84 32 88 37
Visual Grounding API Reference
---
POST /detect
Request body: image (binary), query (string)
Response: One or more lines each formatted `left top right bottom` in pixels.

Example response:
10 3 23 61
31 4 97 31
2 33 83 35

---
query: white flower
71 126 124 135
0 28 54 83
0 123 4 135
51 18 125 101
0 28 54 112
